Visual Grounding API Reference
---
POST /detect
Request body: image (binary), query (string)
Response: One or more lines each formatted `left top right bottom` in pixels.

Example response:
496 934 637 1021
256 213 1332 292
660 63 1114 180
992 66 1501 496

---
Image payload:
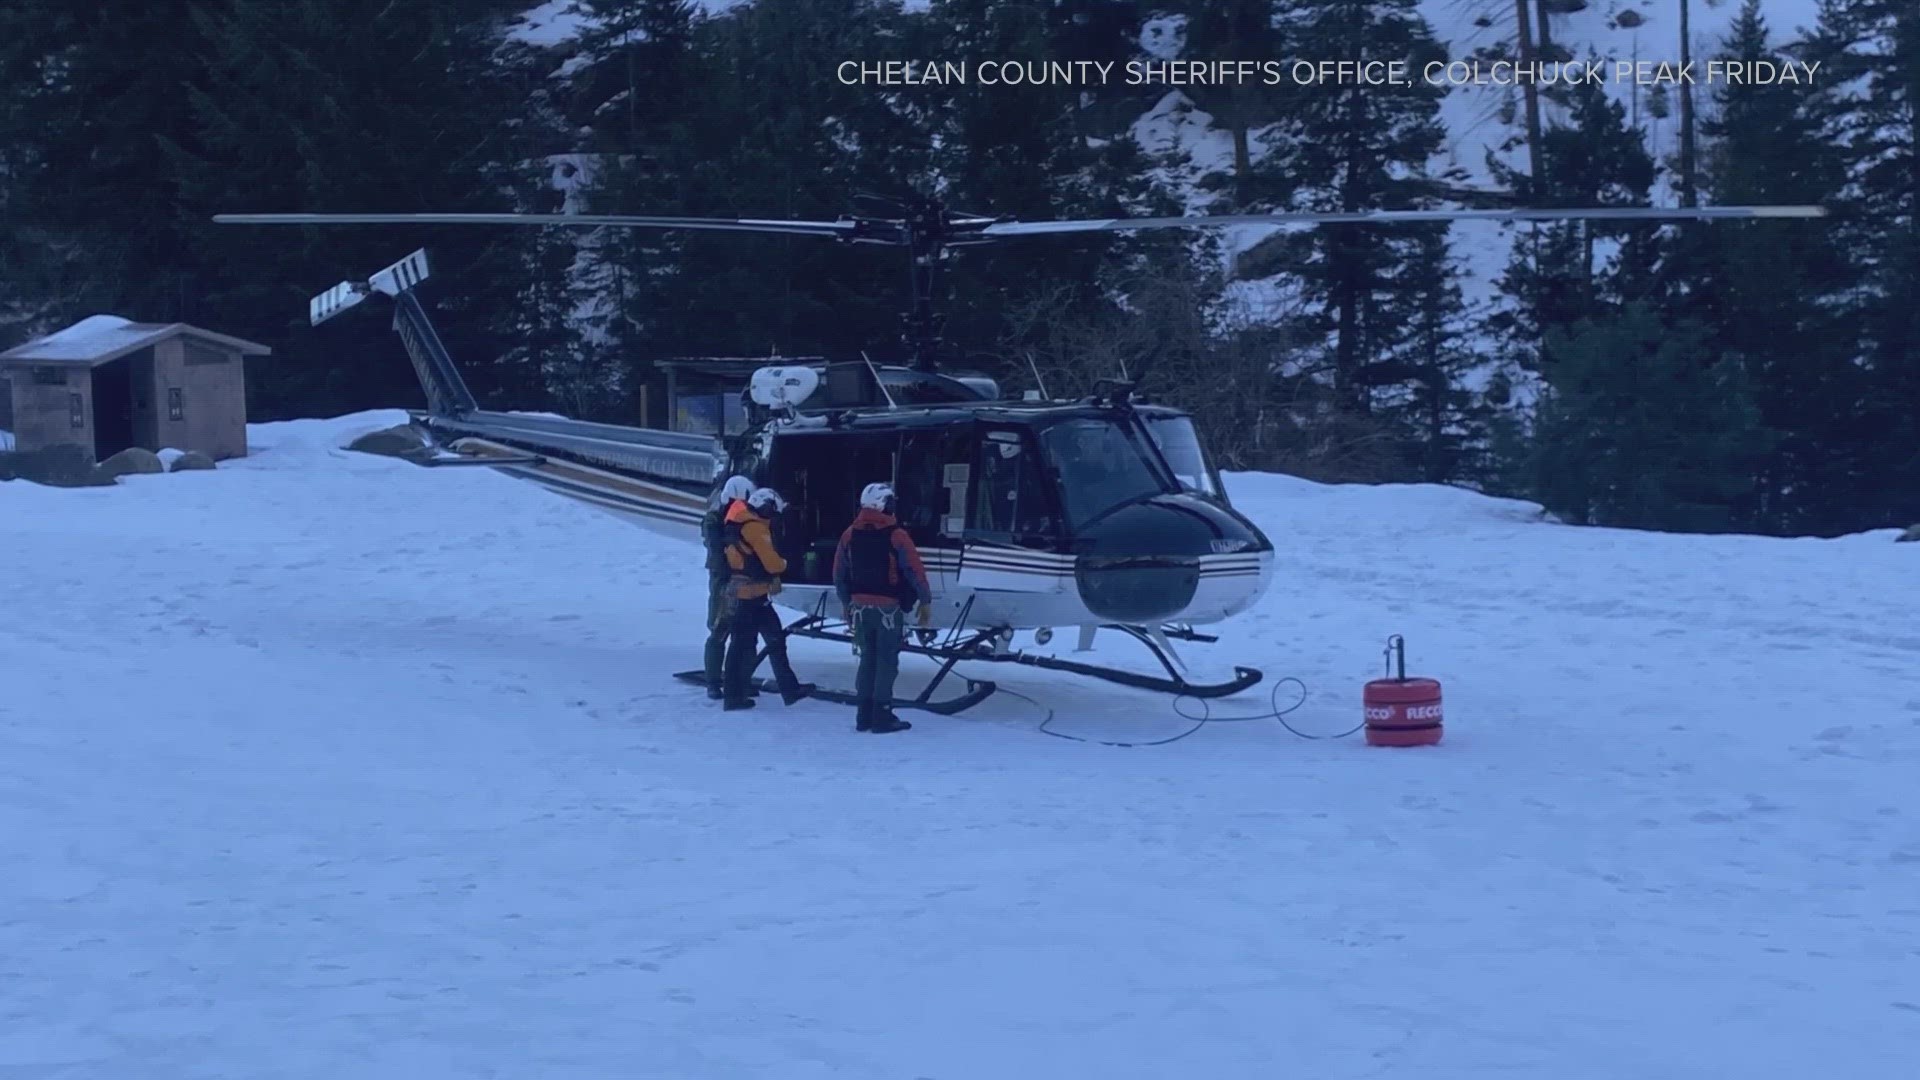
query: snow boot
868 710 911 734
705 680 724 701
780 681 816 707
855 701 874 732
722 694 756 712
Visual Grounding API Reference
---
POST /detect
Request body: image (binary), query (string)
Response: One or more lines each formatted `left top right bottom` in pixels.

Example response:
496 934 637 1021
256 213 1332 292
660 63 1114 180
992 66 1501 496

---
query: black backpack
845 526 913 604
723 518 771 580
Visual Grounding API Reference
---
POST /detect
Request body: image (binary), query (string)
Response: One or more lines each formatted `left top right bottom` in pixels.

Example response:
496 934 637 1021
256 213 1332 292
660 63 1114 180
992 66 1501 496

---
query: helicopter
215 194 1826 715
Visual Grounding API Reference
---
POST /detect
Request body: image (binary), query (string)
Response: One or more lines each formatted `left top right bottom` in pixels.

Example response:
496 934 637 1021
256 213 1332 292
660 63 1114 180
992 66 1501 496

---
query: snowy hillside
1426 0 1829 315
1133 0 1836 328
5 411 1918 1077
506 0 1836 368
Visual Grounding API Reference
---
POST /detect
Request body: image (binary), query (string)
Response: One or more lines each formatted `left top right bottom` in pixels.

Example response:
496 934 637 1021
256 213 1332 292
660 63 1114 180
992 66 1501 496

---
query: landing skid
1026 623 1261 697
673 604 1259 717
669 612 997 716
669 668 996 716
780 608 1263 701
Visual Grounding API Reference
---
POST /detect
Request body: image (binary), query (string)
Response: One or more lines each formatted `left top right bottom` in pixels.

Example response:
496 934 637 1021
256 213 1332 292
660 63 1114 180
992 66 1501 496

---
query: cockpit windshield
1038 417 1178 527
1143 414 1220 497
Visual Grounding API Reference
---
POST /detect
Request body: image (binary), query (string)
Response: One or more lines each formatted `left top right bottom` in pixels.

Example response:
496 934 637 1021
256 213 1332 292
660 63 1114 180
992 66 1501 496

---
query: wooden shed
0 316 271 462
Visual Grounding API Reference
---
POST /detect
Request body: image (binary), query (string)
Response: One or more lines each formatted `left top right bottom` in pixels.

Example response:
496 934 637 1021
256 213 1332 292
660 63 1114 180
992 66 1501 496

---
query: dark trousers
722 595 800 700
701 573 730 689
852 603 903 720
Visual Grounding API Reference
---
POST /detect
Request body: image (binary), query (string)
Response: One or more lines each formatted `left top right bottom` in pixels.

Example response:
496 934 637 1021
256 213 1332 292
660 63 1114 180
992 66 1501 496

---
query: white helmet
860 482 895 510
716 475 753 506
748 486 787 513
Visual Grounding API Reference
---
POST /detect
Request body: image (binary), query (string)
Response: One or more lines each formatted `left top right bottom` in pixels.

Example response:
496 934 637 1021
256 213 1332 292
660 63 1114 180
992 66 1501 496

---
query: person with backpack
832 482 932 733
700 474 755 699
720 486 815 711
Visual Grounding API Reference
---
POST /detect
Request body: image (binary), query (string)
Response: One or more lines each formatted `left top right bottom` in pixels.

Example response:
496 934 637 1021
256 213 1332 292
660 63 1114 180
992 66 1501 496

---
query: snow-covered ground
5 410 1918 1078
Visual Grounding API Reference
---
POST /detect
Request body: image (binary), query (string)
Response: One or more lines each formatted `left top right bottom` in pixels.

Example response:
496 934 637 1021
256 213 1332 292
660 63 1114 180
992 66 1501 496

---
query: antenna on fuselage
1024 352 1052 401
860 351 900 409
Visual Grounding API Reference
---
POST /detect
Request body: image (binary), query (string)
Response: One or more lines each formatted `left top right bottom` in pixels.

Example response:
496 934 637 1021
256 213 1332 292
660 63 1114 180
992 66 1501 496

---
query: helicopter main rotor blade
211 212 858 238
980 204 1827 236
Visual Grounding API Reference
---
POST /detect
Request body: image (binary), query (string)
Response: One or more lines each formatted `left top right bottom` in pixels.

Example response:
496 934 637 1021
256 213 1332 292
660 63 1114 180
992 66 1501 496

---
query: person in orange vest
720 486 814 710
832 482 931 733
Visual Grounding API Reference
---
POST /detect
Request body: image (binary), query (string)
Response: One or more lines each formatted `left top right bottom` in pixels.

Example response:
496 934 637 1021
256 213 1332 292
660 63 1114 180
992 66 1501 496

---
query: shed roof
0 315 273 367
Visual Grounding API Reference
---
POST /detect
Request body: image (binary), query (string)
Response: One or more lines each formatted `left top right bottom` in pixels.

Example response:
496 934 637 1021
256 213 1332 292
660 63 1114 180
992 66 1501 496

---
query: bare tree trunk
1515 0 1544 189
1678 0 1697 206
1334 90 1370 416
1630 35 1639 129
1906 10 1919 236
1582 223 1595 304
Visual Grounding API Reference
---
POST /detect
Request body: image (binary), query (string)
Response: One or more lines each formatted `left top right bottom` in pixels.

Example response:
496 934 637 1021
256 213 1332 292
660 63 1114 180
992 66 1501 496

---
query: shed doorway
90 355 137 460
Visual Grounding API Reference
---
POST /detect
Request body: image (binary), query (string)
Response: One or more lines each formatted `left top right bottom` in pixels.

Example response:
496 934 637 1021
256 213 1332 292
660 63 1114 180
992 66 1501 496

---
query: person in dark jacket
832 482 932 733
720 486 814 710
700 475 755 699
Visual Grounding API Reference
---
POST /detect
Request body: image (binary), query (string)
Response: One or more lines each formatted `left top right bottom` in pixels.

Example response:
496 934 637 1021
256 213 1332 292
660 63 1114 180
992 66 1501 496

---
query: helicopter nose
1074 556 1200 623
1071 495 1265 624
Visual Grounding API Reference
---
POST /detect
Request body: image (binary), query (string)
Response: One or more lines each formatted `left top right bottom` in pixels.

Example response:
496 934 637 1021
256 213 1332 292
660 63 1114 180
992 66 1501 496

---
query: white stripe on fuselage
448 442 1270 611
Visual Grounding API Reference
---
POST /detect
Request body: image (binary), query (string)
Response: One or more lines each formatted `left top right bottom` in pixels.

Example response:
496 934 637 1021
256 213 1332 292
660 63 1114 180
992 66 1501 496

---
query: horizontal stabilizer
369 249 430 296
310 281 368 326
419 453 546 468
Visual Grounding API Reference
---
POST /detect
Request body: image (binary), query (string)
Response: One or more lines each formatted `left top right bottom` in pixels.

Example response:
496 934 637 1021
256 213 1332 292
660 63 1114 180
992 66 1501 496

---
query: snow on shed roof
0 315 272 366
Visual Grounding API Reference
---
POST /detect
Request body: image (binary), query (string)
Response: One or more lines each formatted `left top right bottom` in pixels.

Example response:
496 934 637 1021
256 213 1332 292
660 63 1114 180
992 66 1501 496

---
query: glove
916 602 932 627
767 580 782 596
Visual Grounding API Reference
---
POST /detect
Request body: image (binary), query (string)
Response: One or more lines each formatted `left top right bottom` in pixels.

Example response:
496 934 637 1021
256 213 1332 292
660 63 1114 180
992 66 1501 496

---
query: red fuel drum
1363 677 1444 747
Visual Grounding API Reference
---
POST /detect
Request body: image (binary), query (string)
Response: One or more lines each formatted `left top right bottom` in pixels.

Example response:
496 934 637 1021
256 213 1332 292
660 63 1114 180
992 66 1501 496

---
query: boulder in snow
99 447 165 479
169 450 216 472
347 424 430 460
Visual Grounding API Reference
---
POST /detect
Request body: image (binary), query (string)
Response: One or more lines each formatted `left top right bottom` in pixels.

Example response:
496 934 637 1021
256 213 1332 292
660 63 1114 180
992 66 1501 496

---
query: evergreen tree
1525 302 1771 531
175 0 548 417
1675 0 1866 533
0 1 218 335
1487 64 1658 374
1246 0 1454 417
555 0 930 379
1376 230 1490 482
1171 0 1292 201
498 221 615 419
1805 0 1920 528
920 0 1179 380
554 0 708 418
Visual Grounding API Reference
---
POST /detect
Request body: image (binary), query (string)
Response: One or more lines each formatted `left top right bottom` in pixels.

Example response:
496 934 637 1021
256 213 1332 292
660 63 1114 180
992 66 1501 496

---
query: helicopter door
958 425 1066 594
892 428 970 598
